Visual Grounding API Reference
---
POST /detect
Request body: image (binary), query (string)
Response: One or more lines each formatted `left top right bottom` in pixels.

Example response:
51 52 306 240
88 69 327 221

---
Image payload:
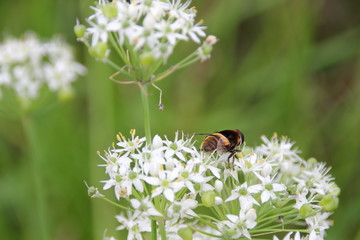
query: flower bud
261 163 272 176
87 186 104 198
214 196 223 205
319 195 339 212
330 183 341 196
204 35 218 45
307 158 318 167
214 180 223 192
74 24 86 38
178 227 193 240
299 204 316 219
89 42 108 59
140 52 155 67
152 135 163 149
200 44 213 56
102 4 118 19
202 191 216 207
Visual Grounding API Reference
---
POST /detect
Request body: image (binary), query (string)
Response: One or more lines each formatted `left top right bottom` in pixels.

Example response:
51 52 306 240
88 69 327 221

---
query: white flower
306 212 332 240
115 130 146 153
0 32 86 102
225 182 260 210
219 208 257 239
302 162 334 196
257 134 303 164
167 196 198 222
145 170 183 202
235 152 265 174
130 196 163 218
175 161 205 194
253 172 286 203
292 188 319 210
95 132 338 240
163 131 195 161
116 212 151 240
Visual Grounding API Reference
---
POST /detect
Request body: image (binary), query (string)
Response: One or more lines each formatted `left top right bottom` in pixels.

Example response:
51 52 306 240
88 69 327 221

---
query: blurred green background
0 0 359 239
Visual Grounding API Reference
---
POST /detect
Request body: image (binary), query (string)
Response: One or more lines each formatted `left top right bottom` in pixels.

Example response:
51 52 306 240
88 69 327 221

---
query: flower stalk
139 84 152 144
22 116 50 240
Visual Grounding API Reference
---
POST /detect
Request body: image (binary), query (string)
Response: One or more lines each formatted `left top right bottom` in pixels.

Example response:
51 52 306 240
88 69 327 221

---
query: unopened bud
202 191 216 207
89 42 108 59
200 44 213 56
74 24 86 38
319 195 339 212
178 227 193 240
214 196 223 205
204 35 217 45
140 52 155 67
88 186 104 198
214 180 223 192
299 204 316 219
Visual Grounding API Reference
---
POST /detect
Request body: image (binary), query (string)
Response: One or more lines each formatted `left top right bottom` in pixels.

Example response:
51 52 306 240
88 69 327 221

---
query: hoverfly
198 129 245 165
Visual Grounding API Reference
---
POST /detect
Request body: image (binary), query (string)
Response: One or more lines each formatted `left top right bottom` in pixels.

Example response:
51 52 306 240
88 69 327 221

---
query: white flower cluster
77 0 215 62
0 32 86 102
96 131 339 240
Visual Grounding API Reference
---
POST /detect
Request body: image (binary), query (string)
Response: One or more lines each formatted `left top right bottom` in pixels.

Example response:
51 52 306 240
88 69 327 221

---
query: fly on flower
198 129 245 166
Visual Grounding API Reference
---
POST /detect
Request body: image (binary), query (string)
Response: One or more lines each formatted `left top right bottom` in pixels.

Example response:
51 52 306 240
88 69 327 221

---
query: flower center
239 188 248 196
181 171 189 179
128 171 137 180
173 204 181 213
265 184 273 191
109 156 117 163
115 175 123 182
170 143 178 150
161 179 170 188
139 203 149 212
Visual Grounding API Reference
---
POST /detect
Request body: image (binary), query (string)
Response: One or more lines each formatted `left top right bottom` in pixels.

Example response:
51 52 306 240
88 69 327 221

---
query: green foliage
0 0 359 239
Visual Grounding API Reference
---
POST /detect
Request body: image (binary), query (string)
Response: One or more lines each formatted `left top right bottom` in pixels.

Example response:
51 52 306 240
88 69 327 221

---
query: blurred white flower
78 0 213 62
0 32 86 103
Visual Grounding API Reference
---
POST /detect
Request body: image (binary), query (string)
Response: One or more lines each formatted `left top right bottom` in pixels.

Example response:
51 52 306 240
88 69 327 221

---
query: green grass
0 0 360 239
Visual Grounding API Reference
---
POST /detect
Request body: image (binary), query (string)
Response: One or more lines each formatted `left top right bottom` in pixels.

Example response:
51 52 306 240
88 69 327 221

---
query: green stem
101 197 133 212
139 84 151 144
22 116 50 240
151 220 157 240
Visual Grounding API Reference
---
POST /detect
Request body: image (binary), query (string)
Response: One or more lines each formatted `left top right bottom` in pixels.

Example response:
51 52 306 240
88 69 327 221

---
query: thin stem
22 116 50 240
158 220 167 240
101 197 134 212
105 59 132 79
109 32 129 65
139 84 151 144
